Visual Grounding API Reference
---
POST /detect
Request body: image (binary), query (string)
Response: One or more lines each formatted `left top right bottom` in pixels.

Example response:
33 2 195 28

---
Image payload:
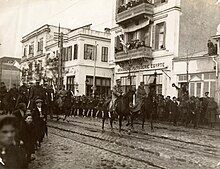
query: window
101 47 108 62
67 46 72 61
84 44 95 60
23 47 27 57
190 83 195 96
62 48 67 61
203 81 216 97
204 73 215 80
121 76 136 93
86 76 111 97
210 81 216 97
143 74 163 95
179 75 188 81
155 22 166 50
29 43 34 55
74 44 78 60
66 76 75 91
196 83 201 97
37 38 43 52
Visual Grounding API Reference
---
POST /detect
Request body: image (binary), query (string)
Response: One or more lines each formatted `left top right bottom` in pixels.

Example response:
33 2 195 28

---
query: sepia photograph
0 0 220 168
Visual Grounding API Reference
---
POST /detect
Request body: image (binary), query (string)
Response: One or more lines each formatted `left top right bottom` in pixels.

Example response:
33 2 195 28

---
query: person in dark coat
20 114 36 163
45 84 54 119
32 98 47 148
170 97 179 126
206 98 218 128
165 96 172 121
12 103 26 145
0 115 27 169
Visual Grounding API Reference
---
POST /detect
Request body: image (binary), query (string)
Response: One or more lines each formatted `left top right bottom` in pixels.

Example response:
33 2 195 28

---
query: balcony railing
115 46 152 63
116 1 153 25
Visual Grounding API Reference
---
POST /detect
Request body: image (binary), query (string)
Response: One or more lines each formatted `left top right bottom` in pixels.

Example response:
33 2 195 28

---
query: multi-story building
21 24 112 96
111 0 220 98
21 24 70 83
0 57 21 89
212 23 220 107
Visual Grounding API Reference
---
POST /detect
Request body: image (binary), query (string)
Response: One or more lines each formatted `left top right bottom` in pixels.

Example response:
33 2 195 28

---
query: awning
124 19 150 33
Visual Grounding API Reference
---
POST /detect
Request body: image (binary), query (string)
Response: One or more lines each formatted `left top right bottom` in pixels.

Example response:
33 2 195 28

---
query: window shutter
84 44 87 59
68 46 72 61
151 24 155 50
163 22 166 49
101 47 105 62
74 44 78 60
155 24 159 50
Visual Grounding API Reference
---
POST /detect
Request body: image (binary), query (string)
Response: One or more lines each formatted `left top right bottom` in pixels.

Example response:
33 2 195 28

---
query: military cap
35 98 43 103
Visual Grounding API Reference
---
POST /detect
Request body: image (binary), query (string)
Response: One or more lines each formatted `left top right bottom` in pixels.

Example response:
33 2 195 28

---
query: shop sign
118 62 166 72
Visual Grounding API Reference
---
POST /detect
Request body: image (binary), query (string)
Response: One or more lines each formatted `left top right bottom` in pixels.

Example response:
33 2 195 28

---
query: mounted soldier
130 82 146 113
17 81 29 106
109 79 123 112
28 80 46 110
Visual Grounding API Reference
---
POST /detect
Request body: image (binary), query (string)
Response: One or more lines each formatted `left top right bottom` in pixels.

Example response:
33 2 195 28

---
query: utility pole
57 24 64 90
128 53 132 88
92 42 98 97
186 50 189 91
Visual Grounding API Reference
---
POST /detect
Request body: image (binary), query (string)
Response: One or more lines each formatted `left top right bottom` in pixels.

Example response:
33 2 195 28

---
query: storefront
173 53 218 98
85 76 111 97
116 57 172 96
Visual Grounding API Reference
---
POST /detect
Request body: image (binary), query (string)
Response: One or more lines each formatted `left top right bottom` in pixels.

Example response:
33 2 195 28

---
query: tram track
53 118 217 149
49 126 166 169
49 119 220 159
48 120 219 168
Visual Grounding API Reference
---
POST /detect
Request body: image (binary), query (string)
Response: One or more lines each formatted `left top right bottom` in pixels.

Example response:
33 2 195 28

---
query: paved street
29 116 220 169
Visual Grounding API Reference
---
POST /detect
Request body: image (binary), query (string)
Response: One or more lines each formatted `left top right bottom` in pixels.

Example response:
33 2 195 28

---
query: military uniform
109 83 123 111
29 84 46 109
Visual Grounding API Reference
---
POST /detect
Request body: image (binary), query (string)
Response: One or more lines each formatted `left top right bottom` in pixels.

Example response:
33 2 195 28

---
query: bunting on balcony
13 60 21 70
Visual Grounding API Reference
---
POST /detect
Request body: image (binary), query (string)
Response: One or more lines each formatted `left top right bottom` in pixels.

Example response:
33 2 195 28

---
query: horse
101 89 134 135
63 90 74 122
129 96 154 132
53 94 64 121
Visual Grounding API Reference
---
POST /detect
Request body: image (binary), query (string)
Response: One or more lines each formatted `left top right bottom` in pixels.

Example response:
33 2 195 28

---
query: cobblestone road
29 116 220 169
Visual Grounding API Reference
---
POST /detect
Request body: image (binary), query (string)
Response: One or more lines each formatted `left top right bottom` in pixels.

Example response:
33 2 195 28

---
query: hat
35 98 43 103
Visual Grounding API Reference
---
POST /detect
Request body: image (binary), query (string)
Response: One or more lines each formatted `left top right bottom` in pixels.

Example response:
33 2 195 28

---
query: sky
0 0 113 58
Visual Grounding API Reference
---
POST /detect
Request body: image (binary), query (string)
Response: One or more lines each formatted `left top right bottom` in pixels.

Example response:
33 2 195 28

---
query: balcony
115 46 152 63
116 1 154 25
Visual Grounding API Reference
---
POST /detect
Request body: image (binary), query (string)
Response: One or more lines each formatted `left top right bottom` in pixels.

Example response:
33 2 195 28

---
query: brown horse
129 96 154 132
101 89 134 135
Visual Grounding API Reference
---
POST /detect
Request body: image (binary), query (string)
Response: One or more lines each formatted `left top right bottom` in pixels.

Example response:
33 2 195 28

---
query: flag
13 60 21 70
118 35 129 53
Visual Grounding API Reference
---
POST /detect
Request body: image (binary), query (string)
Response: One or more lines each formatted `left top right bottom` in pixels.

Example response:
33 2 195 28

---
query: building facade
0 57 21 89
112 0 220 98
21 24 113 96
